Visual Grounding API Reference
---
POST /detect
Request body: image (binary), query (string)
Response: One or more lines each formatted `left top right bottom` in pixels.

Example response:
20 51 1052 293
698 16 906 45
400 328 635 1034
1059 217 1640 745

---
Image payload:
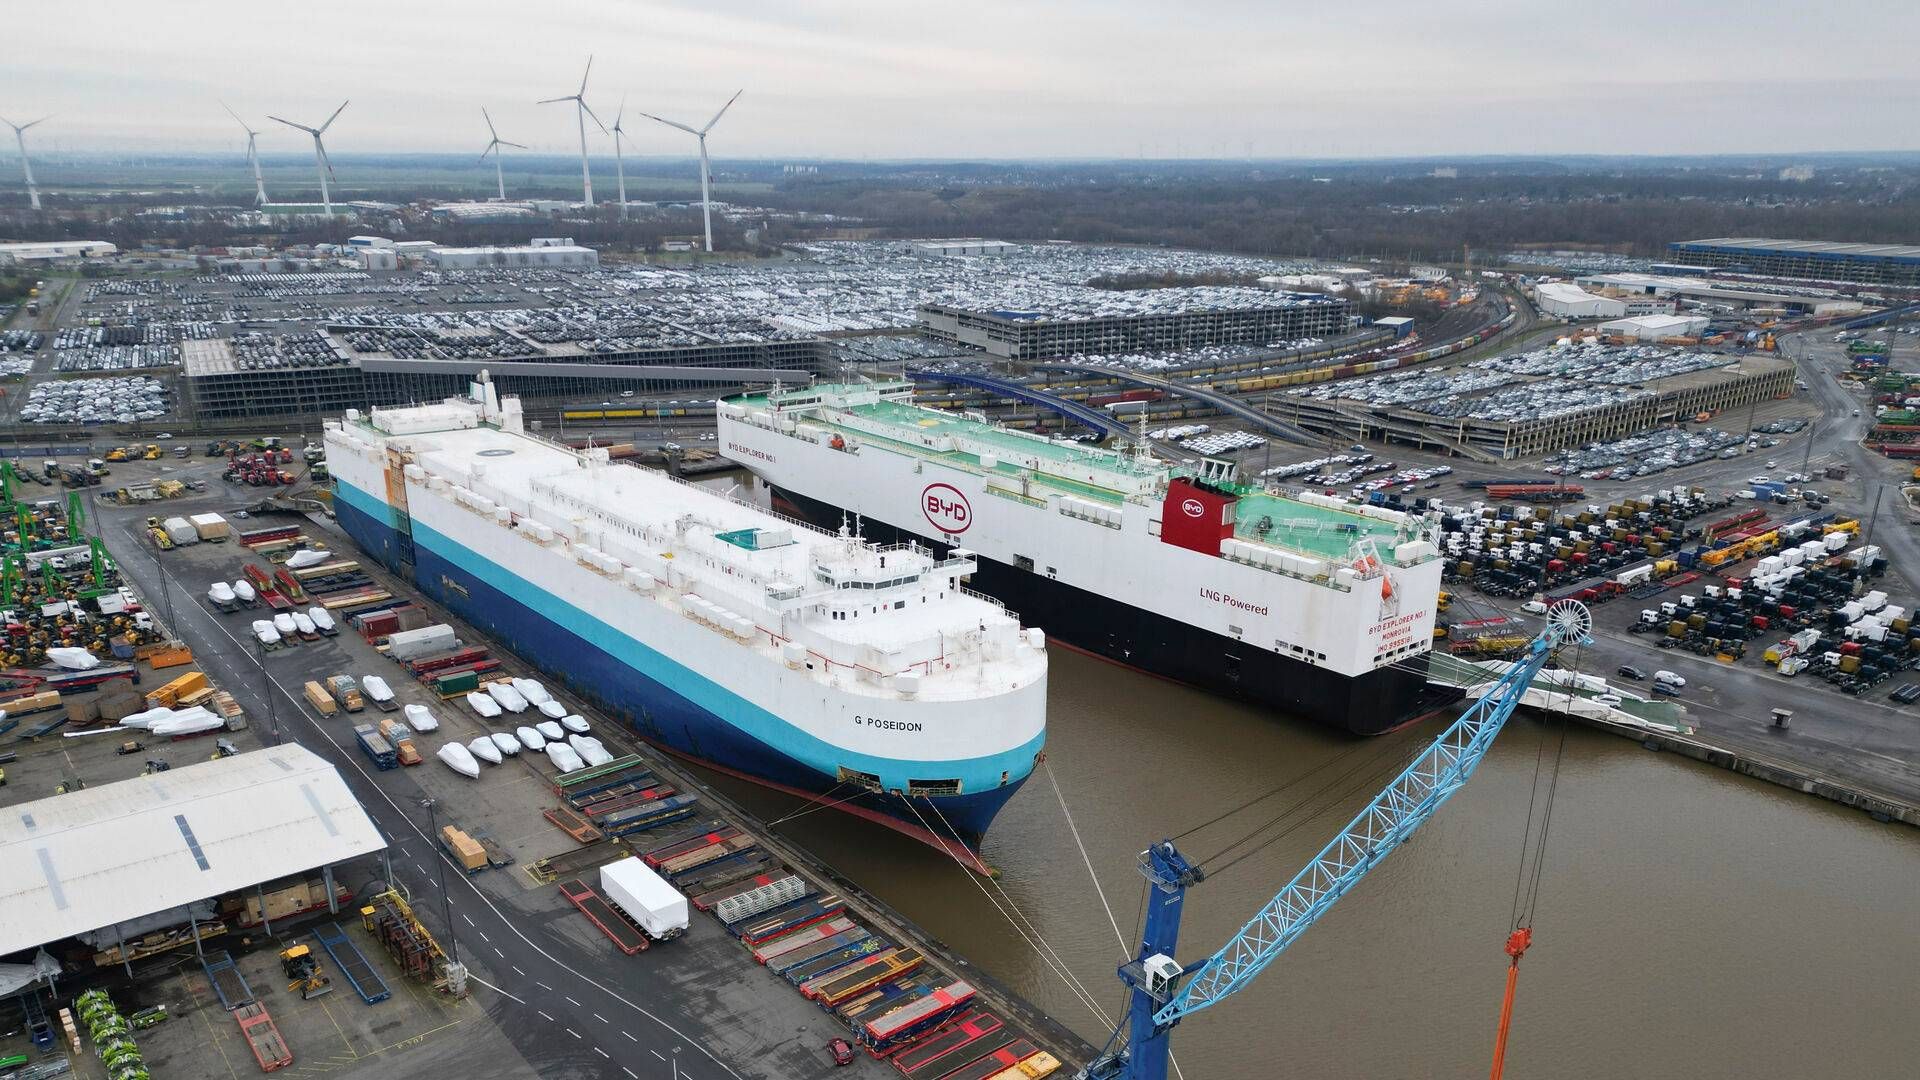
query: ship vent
836 767 883 792
906 778 963 798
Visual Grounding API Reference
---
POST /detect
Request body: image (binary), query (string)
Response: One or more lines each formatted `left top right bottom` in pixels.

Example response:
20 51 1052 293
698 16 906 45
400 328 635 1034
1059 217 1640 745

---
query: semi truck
353 723 397 770
599 856 689 940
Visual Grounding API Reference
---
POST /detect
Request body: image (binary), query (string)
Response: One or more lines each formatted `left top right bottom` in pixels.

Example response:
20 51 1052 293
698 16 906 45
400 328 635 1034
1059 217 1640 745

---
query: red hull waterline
642 737 1000 877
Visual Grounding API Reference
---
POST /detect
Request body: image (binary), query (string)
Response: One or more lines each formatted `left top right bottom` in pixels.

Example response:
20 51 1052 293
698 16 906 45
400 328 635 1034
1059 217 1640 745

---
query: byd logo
1181 498 1206 518
923 483 972 534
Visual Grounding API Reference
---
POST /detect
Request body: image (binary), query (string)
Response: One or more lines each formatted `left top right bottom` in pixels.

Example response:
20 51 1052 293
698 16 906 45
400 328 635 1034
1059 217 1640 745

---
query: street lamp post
418 798 464 965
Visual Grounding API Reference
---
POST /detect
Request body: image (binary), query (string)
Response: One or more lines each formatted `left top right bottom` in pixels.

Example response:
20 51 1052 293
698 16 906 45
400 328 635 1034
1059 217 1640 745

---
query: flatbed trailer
553 754 649 798
805 947 924 1004
781 937 887 987
939 1040 1042 1080
863 979 976 1055
891 1010 1008 1078
557 878 650 955
642 824 744 865
202 950 255 1009
627 817 731 858
688 864 785 910
232 1001 294 1072
841 977 931 1026
752 915 859 966
738 895 845 946
599 793 699 836
313 922 392 1004
658 833 759 878
527 839 630 885
579 783 679 821
542 806 605 844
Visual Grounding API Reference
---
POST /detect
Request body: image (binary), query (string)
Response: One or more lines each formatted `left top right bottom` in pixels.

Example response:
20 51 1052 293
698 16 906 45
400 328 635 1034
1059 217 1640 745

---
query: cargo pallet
557 878 650 955
313 922 392 1004
526 839 631 885
202 949 256 1009
543 806 604 844
233 1001 294 1072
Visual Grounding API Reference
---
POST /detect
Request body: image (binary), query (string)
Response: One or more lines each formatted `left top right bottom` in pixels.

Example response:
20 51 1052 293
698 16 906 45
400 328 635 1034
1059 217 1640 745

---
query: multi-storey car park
917 287 1350 360
1667 238 1920 288
1269 343 1794 460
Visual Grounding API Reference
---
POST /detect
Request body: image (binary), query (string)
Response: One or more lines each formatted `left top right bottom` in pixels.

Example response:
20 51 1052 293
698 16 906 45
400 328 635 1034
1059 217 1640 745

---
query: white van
1653 670 1686 688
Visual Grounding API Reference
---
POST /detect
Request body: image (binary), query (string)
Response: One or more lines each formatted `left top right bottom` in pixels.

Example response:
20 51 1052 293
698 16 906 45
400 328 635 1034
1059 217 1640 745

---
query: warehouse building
918 289 1349 360
911 239 1017 257
1533 282 1625 319
1667 237 1920 287
1270 353 1793 460
428 202 540 223
0 240 117 264
1600 314 1712 341
1575 272 1866 316
0 745 386 970
424 244 598 270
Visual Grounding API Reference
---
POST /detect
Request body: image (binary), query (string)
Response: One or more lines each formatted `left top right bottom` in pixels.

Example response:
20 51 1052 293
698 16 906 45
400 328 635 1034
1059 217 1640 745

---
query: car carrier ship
324 379 1047 863
717 380 1448 735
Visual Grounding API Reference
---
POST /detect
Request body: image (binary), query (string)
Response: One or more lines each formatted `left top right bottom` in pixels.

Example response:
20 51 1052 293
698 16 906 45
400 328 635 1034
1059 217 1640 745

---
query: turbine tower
267 100 348 216
221 102 269 206
640 90 741 253
609 96 631 220
1 114 50 211
539 56 605 207
479 107 525 202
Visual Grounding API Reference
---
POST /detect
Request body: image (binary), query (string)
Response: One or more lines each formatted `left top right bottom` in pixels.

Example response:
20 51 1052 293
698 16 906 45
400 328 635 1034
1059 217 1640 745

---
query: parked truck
377 717 422 766
599 856 689 940
302 680 338 717
162 516 199 546
326 675 365 713
353 723 397 770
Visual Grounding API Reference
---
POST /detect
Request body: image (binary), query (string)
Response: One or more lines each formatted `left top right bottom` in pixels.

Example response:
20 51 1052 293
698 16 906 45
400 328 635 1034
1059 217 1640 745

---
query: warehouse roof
0 744 385 958
1674 238 1920 262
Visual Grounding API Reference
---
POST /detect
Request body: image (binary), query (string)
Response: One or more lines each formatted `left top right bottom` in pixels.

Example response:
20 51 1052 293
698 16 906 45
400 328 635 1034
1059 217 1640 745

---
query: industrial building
428 202 541 223
182 325 826 420
1533 282 1625 319
1271 351 1793 460
1575 272 1866 316
0 240 117 264
918 288 1350 360
425 245 599 270
1667 237 1920 287
911 239 1017 257
0 745 386 968
1600 314 1712 341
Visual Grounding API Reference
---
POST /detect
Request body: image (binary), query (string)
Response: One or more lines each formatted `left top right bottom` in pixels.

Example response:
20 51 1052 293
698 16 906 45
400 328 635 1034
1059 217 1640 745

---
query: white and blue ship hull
332 479 1037 850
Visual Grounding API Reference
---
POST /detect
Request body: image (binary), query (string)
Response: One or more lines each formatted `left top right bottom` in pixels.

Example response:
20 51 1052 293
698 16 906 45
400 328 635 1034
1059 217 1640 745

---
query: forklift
280 944 333 999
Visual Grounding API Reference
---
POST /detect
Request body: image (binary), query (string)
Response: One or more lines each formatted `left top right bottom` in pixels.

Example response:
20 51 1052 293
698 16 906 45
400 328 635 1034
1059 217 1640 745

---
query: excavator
281 945 334 1000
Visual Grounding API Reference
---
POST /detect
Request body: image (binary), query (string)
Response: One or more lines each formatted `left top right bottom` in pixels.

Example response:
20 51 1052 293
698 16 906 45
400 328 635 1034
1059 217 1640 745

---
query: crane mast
1082 602 1591 1080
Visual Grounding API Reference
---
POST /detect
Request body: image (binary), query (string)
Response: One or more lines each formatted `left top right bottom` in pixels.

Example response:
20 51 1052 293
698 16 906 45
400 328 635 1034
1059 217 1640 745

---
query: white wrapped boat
468 736 503 765
490 731 522 757
485 682 528 713
514 725 546 751
560 714 591 735
465 692 502 719
438 742 481 779
404 703 438 732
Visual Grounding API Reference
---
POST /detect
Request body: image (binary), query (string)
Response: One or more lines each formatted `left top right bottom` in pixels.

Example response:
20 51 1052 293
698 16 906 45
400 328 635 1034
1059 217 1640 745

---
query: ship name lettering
726 441 775 464
855 714 923 733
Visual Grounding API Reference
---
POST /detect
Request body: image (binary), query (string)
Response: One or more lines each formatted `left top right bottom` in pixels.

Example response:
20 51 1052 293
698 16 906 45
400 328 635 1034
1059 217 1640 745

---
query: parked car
1654 670 1687 688
1652 682 1682 697
1616 665 1646 680
828 1038 855 1066
1520 600 1549 615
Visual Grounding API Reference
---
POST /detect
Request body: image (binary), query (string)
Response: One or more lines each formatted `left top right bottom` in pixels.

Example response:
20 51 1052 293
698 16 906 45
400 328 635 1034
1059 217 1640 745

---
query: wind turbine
479 107 525 202
1 115 50 211
640 90 741 253
539 56 606 207
220 102 268 206
609 97 631 220
267 100 348 216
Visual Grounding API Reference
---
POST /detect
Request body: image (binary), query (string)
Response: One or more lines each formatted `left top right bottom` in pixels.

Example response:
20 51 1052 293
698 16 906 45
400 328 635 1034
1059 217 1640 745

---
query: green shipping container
434 670 480 694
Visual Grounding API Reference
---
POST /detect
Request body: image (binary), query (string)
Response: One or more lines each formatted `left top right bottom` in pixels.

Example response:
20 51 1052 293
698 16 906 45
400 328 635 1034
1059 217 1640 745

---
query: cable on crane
1488 640 1579 1080
1042 756 1131 960
1167 735 1380 844
1192 732 1424 876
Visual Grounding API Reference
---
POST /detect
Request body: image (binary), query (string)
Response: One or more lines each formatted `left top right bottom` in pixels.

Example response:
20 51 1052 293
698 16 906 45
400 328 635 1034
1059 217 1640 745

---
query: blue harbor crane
1081 601 1593 1080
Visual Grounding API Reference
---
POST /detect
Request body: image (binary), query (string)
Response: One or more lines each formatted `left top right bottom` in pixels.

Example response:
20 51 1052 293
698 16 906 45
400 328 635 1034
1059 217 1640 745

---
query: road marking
651 1050 665 1061
413 862 426 875
536 982 552 991
463 972 524 1004
399 845 409 856
493 947 503 958
566 1028 582 1040
478 929 490 942
594 1013 608 1024
565 996 581 1006
538 1011 555 1022
129 537 747 1080
512 966 525 976
462 914 474 927
624 1069 638 1079
621 1031 637 1042
594 1047 610 1060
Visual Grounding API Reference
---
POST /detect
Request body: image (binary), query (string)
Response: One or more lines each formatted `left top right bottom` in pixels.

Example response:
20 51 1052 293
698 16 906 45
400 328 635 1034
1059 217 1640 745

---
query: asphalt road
97 495 874 1080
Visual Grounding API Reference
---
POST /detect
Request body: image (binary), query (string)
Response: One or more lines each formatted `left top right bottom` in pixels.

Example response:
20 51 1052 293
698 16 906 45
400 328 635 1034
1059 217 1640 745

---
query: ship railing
957 584 1019 624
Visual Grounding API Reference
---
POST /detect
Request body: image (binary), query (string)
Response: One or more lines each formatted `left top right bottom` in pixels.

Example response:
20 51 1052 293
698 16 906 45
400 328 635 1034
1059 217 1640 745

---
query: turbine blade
483 106 499 141
701 90 742 134
319 140 337 181
481 143 496 162
501 140 528 149
580 100 609 135
268 115 317 134
538 95 574 105
639 111 698 136
614 95 626 132
320 100 349 133
21 115 53 132
580 55 593 96
220 100 253 133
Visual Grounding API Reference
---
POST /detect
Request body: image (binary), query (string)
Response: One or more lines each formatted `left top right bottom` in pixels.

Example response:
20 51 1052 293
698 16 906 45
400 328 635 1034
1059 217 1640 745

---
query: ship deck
1234 492 1406 561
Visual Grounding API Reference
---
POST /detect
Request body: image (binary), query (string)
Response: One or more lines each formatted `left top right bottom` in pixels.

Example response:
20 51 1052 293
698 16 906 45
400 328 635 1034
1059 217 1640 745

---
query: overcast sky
9 1 1919 160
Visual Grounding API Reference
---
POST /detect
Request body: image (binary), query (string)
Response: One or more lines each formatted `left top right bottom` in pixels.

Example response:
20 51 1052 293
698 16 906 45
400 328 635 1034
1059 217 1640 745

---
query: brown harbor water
696 647 1920 1078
